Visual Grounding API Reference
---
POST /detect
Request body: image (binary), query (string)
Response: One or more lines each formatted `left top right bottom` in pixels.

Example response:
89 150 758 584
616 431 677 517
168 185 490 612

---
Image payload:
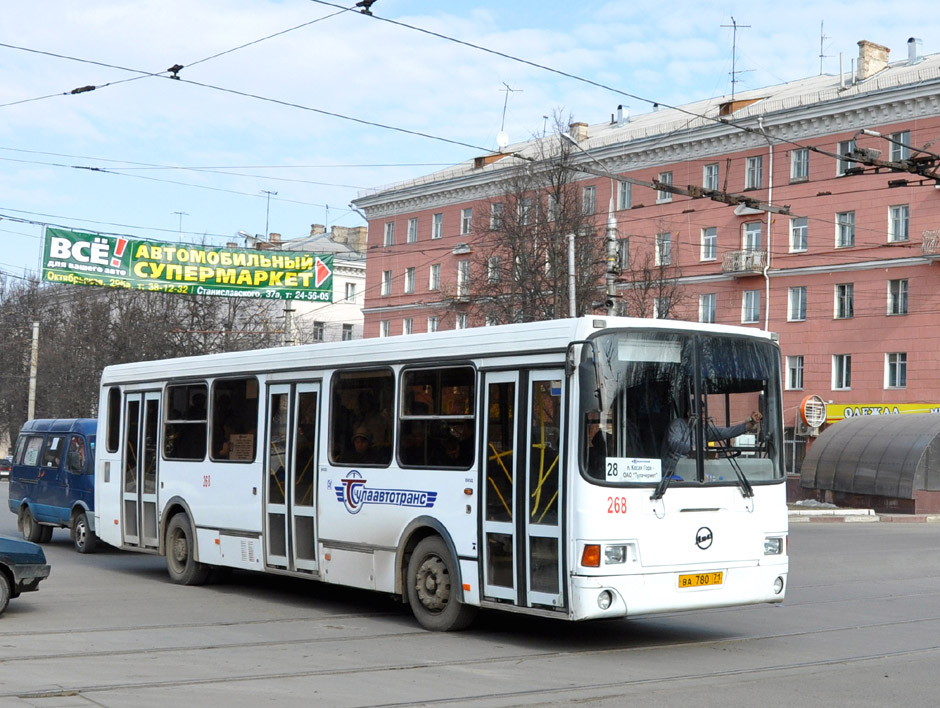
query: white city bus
94 316 787 630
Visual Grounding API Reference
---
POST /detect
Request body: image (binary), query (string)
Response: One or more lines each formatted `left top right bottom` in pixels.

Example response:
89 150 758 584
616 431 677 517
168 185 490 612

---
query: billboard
42 227 334 302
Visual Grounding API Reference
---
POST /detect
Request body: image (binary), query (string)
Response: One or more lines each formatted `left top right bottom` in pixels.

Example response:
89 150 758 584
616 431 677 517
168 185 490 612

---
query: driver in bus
662 403 761 480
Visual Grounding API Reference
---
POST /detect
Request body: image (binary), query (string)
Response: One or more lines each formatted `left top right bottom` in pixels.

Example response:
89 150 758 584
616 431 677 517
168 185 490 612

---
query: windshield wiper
710 433 754 498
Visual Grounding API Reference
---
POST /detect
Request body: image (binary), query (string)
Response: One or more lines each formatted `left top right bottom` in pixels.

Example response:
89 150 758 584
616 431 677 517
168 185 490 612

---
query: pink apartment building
352 39 940 448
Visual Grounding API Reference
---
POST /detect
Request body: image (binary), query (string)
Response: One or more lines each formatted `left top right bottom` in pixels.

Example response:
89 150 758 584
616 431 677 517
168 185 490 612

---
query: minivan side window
65 435 88 474
41 435 66 469
20 436 43 466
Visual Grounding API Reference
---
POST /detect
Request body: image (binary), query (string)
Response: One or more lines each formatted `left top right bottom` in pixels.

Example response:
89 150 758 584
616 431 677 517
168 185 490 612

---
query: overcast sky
2 1 937 277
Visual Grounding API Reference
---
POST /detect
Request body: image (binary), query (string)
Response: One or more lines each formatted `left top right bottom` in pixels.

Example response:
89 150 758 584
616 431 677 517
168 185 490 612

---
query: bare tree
461 114 607 324
618 225 688 319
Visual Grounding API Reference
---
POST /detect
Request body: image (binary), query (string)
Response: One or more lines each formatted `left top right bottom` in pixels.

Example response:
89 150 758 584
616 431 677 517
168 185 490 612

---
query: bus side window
164 383 208 460
211 377 259 462
399 366 475 469
330 370 393 466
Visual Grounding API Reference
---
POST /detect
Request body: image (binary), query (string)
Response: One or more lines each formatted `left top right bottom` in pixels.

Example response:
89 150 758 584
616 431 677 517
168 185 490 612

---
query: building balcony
921 230 940 259
721 249 768 277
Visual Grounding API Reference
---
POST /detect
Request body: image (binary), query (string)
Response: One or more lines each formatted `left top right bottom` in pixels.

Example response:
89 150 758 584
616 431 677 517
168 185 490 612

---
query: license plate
678 571 723 588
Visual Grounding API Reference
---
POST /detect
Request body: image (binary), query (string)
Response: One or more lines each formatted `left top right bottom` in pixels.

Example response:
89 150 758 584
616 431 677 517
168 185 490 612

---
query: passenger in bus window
66 436 86 473
348 427 377 464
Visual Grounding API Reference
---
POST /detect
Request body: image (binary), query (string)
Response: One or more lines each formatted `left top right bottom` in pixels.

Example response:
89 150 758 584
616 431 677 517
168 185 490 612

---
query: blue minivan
7 419 97 553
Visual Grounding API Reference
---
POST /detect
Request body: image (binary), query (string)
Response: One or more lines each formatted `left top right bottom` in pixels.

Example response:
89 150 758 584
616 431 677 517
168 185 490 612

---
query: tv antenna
721 17 751 100
818 21 831 75
496 82 522 150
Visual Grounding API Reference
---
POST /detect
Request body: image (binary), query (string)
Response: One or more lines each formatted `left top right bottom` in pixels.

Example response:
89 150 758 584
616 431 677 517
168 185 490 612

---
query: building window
519 197 532 225
342 323 353 341
890 131 911 162
888 278 909 315
618 238 630 270
381 270 392 296
617 180 631 210
655 232 671 266
490 202 503 230
835 283 854 319
701 227 717 261
788 286 807 321
791 148 809 181
485 315 499 326
742 290 760 323
743 222 762 251
403 318 413 335
383 221 395 246
456 313 468 330
379 320 390 338
886 352 907 388
406 217 417 243
653 297 670 319
432 213 443 239
699 293 716 323
312 321 324 341
427 316 439 332
836 211 855 248
460 207 473 235
703 163 719 190
429 263 440 291
456 259 470 298
546 193 560 221
657 171 673 203
837 139 857 175
786 355 804 390
345 282 357 301
889 204 910 242
833 354 852 390
745 155 763 189
404 267 415 294
582 185 596 215
487 256 500 283
790 217 808 252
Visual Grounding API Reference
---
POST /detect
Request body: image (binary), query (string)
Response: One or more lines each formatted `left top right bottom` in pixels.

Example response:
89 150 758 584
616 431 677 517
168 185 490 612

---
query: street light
561 133 621 317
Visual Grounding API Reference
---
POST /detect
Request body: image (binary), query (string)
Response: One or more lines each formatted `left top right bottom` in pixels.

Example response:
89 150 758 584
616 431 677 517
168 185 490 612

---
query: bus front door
121 391 160 549
264 383 320 574
482 370 565 610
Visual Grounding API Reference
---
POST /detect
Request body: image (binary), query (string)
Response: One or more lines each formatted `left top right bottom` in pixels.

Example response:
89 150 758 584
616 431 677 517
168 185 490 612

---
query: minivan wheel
0 573 10 616
21 508 42 543
72 511 97 554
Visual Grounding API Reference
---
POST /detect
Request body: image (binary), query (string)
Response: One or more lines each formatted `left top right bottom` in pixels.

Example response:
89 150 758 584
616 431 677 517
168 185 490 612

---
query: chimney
309 223 327 237
857 40 890 80
269 232 281 244
568 121 588 142
908 37 923 65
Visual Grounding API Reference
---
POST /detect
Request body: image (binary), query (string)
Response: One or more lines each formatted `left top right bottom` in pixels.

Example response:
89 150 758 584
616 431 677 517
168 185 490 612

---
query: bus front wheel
166 515 209 586
406 536 477 631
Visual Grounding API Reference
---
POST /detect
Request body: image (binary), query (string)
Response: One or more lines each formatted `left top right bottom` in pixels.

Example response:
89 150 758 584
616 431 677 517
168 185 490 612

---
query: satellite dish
496 131 509 149
800 394 827 428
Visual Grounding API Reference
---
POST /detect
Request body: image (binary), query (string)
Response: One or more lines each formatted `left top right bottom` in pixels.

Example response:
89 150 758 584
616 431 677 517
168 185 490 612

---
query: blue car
0 535 50 615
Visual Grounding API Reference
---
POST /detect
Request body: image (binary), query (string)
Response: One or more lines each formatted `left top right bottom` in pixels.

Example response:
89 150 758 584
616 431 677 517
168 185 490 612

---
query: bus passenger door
121 391 160 549
264 383 320 573
482 370 566 610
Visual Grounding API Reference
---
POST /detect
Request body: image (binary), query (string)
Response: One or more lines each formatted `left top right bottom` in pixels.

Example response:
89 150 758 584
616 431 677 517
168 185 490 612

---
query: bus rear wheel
406 536 476 631
166 515 209 586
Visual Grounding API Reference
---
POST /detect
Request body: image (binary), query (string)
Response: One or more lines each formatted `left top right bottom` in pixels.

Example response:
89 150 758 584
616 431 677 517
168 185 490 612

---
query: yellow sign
826 403 940 423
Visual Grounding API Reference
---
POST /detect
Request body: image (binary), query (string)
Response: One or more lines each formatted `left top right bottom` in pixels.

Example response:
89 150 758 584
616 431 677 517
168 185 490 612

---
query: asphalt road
2 483 938 707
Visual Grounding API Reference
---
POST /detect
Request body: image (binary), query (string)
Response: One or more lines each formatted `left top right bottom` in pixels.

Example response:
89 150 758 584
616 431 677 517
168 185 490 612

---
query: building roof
354 43 940 207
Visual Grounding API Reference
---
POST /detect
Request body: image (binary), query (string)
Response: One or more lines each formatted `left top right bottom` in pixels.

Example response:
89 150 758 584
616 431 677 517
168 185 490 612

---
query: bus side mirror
578 360 601 414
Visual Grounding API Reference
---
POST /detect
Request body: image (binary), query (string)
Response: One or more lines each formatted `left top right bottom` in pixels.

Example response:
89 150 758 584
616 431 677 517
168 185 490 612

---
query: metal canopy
801 414 940 499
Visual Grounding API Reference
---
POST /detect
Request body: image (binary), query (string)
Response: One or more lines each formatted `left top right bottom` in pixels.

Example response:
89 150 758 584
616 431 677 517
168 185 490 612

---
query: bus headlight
773 576 785 595
604 545 627 564
597 590 613 610
764 536 783 555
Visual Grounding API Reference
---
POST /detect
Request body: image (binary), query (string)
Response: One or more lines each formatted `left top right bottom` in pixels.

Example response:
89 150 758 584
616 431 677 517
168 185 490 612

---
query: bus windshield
581 329 783 489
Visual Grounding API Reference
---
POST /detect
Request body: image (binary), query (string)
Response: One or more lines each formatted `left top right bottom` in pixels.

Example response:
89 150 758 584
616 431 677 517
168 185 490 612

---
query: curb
789 510 940 523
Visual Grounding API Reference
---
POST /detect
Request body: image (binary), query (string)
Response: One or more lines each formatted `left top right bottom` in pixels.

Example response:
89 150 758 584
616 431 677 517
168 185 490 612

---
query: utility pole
27 321 38 420
173 211 188 242
262 190 277 239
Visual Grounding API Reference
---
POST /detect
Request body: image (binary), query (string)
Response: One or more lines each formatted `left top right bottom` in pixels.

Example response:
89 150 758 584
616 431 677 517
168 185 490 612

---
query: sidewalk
789 507 940 523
